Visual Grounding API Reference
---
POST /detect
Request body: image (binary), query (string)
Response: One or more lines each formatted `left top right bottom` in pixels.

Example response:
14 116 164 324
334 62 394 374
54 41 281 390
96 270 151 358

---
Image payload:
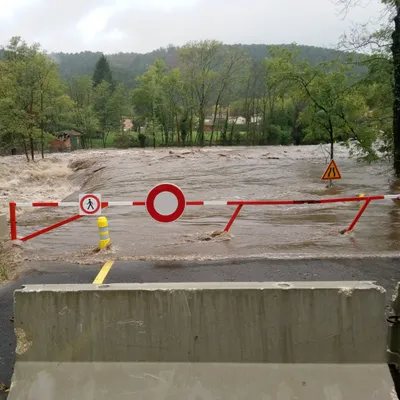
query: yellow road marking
93 261 114 284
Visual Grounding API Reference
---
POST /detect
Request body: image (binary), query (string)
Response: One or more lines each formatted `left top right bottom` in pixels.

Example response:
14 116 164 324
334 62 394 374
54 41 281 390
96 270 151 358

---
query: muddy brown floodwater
8 144 400 265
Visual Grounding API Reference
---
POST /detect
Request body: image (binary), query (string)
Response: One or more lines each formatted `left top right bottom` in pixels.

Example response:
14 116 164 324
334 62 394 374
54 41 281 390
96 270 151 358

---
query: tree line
0 35 393 166
129 41 390 162
0 37 129 161
42 44 362 91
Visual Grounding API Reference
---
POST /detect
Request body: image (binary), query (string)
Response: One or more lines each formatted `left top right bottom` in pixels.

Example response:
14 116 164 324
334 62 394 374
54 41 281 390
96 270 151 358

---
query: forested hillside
48 44 359 90
0 37 391 162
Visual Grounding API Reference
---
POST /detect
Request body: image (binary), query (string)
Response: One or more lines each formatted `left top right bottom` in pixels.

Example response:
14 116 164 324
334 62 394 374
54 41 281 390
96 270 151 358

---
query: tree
267 46 376 159
238 60 265 145
0 37 68 160
209 45 250 146
179 40 223 146
68 76 97 148
68 76 94 108
72 105 99 148
93 81 126 147
109 82 129 134
163 68 185 144
93 54 114 87
130 59 168 147
335 0 400 173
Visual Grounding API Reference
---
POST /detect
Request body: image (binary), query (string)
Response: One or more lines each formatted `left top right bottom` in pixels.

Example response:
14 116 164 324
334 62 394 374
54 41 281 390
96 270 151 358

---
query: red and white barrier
8 183 400 242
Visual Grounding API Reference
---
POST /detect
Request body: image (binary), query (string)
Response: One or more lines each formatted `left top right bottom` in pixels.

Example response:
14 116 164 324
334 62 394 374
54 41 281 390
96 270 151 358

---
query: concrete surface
6 281 395 399
388 283 400 366
1 257 400 399
12 281 387 363
7 363 397 400
0 262 101 398
0 215 7 239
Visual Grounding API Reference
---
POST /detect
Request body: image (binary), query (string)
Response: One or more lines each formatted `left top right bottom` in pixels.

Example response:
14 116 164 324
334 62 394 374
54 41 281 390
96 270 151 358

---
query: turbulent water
2 144 400 264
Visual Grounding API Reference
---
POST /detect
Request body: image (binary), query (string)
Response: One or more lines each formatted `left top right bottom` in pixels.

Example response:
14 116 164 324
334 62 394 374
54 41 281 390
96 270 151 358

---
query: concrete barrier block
13 281 387 363
7 362 396 400
0 214 7 239
387 282 400 365
8 281 395 400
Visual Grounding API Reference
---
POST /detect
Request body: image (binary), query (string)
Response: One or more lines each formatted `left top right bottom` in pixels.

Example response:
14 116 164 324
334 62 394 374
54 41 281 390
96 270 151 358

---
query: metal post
224 204 243 232
9 202 17 240
346 199 371 233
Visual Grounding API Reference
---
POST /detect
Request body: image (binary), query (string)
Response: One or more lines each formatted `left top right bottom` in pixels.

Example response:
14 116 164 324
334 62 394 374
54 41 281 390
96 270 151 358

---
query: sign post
79 194 102 216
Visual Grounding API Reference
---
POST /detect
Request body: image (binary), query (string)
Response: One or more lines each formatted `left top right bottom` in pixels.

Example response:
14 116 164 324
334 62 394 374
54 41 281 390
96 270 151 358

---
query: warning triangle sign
321 159 341 180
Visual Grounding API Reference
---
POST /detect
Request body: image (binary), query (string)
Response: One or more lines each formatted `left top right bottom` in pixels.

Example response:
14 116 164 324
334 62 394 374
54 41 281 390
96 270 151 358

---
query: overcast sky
0 0 388 54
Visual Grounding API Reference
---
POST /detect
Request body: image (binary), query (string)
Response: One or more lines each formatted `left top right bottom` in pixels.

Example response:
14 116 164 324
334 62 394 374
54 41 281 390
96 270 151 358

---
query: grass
91 133 117 149
0 240 22 283
85 130 248 149
0 383 9 393
0 265 8 281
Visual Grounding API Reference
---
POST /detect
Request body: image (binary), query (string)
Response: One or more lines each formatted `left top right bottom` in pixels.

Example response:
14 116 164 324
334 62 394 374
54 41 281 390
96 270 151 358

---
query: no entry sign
146 183 186 223
79 193 102 216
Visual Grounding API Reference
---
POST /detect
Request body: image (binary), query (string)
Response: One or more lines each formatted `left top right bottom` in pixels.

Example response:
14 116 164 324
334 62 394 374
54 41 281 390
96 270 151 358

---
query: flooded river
6 144 400 264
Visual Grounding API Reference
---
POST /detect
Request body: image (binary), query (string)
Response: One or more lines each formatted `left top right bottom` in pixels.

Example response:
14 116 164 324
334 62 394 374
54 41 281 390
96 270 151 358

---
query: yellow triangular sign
321 159 341 180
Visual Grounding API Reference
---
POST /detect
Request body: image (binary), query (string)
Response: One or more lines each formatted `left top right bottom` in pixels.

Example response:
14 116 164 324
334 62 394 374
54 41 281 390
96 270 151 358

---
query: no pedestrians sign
79 193 102 216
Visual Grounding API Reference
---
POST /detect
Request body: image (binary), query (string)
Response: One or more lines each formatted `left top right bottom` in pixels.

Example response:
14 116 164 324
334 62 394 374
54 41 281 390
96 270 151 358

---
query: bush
280 130 292 145
114 132 134 148
268 125 293 145
138 133 147 148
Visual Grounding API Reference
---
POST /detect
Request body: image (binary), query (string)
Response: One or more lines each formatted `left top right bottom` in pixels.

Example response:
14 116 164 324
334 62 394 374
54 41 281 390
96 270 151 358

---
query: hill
49 44 354 90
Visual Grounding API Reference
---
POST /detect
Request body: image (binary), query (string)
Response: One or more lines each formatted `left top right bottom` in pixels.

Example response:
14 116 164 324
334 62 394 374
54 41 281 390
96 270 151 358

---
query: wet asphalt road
1 257 400 397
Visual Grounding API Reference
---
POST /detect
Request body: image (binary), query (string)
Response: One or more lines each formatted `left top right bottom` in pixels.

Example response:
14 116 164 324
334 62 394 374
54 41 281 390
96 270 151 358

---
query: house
228 116 246 125
251 116 262 123
50 130 81 152
123 118 133 131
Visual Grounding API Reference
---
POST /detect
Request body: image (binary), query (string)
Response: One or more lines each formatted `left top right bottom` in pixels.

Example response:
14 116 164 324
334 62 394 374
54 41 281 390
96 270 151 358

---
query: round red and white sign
79 193 102 216
146 183 186 223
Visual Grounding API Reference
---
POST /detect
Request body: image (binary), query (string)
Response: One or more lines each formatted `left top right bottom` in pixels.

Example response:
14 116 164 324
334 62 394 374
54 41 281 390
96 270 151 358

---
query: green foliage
0 35 394 161
114 132 134 148
93 81 127 147
0 36 72 160
267 125 293 145
138 132 147 148
47 44 366 91
93 54 113 87
262 46 380 159
0 37 130 156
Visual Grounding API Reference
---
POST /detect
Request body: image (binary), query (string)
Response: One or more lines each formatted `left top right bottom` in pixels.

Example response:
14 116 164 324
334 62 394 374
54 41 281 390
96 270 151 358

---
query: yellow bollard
97 216 110 249
359 193 364 209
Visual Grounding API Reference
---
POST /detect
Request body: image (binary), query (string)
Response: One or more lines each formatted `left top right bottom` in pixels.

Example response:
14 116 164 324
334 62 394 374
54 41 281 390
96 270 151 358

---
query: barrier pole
20 214 83 242
19 204 109 242
224 204 243 232
9 202 17 240
346 198 371 233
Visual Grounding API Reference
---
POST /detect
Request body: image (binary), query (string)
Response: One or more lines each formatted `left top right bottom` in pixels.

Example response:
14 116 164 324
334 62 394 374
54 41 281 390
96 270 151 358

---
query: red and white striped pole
9 193 400 241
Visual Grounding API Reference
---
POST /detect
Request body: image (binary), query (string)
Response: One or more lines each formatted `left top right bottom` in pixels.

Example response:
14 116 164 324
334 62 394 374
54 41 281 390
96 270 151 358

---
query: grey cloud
100 0 386 53
0 0 387 53
0 0 112 51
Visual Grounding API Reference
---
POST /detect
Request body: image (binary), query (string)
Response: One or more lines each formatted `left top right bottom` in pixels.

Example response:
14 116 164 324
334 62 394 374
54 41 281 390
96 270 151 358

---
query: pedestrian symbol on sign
87 198 94 210
79 193 102 216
